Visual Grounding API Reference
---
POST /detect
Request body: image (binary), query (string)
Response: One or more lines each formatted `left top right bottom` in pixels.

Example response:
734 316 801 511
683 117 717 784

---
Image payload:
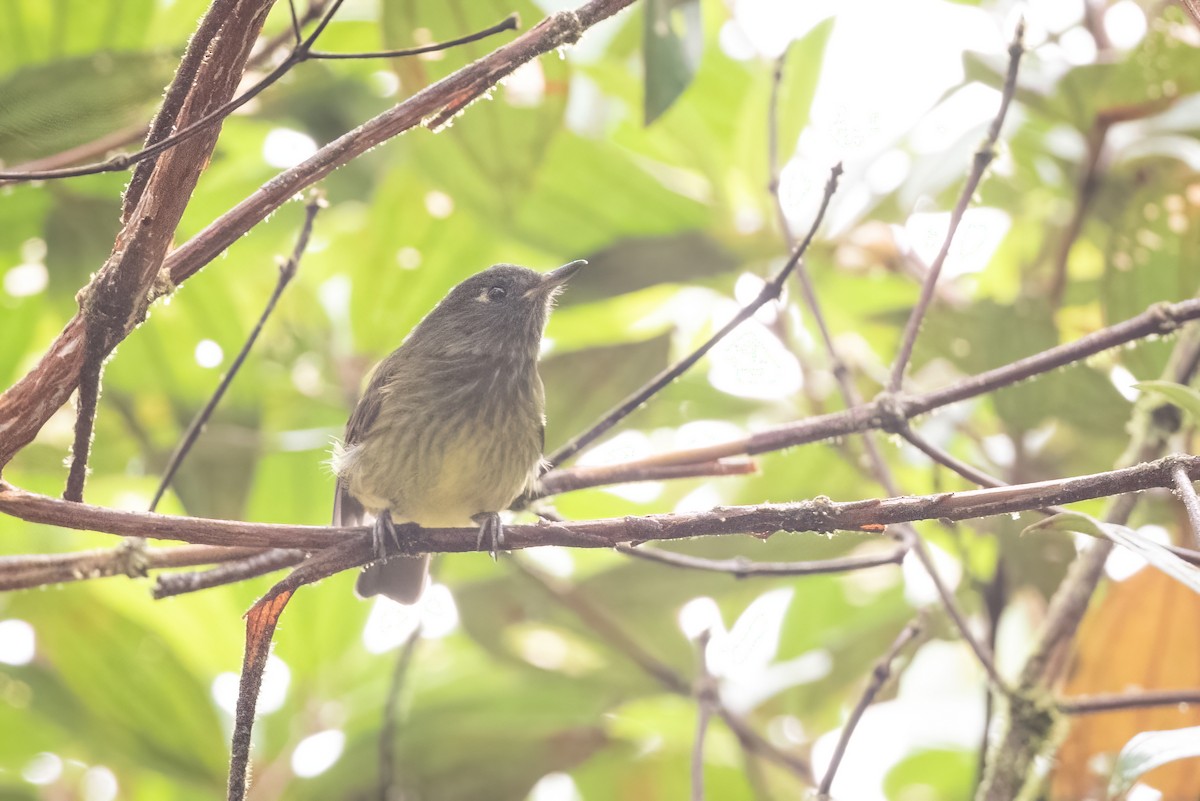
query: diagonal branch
63 0 277 502
887 21 1025 392
0 0 636 472
149 193 324 511
546 163 843 469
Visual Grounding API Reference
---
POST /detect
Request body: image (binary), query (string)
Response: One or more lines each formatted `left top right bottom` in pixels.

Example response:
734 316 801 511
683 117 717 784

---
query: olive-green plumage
332 261 583 603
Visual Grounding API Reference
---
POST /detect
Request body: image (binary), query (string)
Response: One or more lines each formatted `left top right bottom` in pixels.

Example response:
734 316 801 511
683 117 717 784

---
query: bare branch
887 20 1024 392
900 527 1007 690
818 617 921 797
546 163 843 469
691 629 714 801
379 626 422 801
0 544 278 592
0 0 633 470
616 542 905 577
535 459 755 499
1058 689 1200 715
1172 464 1200 549
152 549 308 599
62 0 277 502
149 193 324 512
0 8 519 184
6 454 1200 556
514 558 813 783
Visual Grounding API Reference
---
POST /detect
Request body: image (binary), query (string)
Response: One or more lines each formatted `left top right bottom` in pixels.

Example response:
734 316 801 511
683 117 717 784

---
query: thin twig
767 48 893 493
149 193 324 512
0 544 276 591
379 626 421 801
817 617 922 797
978 333 1200 801
546 163 843 469
62 0 276 503
616 542 905 577
887 21 1025 392
1058 689 1200 715
0 2 330 189
0 0 629 470
0 8 520 183
513 558 814 783
1172 464 1200 549
534 459 755 500
152 549 307 599
691 629 715 801
901 527 1008 691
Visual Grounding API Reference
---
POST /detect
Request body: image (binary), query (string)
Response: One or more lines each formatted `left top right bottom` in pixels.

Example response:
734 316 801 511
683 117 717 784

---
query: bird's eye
487 286 507 301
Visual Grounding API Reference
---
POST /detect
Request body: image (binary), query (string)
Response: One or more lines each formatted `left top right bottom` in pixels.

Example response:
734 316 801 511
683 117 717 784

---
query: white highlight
291 729 345 778
1105 1 1147 50
194 339 223 369
4 262 48 297
0 619 35 665
22 753 62 785
212 654 290 715
263 128 318 169
83 766 118 801
424 190 455 219
362 582 460 653
527 772 583 801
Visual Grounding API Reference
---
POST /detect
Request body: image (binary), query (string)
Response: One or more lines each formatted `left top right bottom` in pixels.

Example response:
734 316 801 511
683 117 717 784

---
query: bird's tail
355 555 430 605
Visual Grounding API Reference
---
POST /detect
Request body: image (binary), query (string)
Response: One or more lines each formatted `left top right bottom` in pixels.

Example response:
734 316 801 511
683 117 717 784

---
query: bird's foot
472 512 504 561
372 510 401 561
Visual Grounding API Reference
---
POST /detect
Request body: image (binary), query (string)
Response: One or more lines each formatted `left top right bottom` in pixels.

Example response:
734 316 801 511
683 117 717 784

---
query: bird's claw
372 510 402 561
473 512 505 561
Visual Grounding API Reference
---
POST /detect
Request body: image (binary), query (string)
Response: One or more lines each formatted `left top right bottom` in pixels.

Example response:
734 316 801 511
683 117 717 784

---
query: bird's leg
472 512 504 561
372 509 402 561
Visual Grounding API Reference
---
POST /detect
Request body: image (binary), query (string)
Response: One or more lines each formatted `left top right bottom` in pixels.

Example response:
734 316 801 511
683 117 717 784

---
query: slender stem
546 164 843 469
0 11 520 183
6 454 1200 554
887 21 1025 392
152 549 307 599
149 194 323 512
1172 464 1200 549
901 527 1007 691
616 542 905 577
533 458 755 500
691 629 714 801
379 626 421 801
514 557 813 783
1058 689 1200 715
818 618 922 796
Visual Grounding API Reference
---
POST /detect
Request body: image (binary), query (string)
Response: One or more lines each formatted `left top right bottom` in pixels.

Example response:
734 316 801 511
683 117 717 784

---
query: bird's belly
348 417 539 527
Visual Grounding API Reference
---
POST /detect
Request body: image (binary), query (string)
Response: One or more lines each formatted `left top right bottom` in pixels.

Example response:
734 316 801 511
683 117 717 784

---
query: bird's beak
540 259 586 290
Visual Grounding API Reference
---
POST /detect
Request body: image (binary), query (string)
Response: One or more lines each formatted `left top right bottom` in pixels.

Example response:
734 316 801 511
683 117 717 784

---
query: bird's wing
332 364 391 527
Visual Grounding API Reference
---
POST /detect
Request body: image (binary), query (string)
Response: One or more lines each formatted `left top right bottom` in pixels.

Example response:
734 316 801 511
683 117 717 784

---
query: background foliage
1 0 1200 799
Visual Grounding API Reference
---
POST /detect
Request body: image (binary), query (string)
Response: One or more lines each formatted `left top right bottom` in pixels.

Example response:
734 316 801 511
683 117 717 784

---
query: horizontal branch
1058 689 1200 715
615 543 905 577
0 543 277 591
627 299 1200 466
3 454 1197 557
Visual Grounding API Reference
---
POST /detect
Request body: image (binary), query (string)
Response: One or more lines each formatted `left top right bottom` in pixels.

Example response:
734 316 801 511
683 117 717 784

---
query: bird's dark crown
405 264 565 358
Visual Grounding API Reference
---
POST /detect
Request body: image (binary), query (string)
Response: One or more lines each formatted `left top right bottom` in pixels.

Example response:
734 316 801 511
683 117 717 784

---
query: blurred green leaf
643 0 702 125
1027 512 1200 595
1134 380 1200 424
1108 725 1200 799
0 51 173 162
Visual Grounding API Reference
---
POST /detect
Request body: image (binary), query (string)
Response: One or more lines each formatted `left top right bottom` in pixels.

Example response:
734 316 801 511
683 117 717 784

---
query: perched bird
332 261 585 603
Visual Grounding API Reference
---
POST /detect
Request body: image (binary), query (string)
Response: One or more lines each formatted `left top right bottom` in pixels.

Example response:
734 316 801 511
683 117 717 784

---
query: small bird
332 260 584 603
